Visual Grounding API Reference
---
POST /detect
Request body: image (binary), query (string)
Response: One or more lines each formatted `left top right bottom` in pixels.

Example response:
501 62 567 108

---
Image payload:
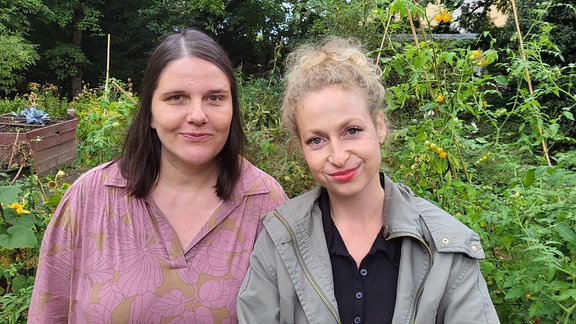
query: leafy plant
0 169 69 322
11 107 50 125
373 1 576 322
74 79 137 167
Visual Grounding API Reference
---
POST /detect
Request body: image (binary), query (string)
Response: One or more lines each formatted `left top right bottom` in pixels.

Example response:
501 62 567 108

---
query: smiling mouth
329 168 357 182
181 133 212 141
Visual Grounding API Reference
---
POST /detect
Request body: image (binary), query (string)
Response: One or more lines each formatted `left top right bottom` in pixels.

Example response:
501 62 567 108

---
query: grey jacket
237 174 499 324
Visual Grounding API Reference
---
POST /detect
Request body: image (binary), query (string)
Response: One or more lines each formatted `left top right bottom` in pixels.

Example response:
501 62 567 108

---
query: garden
1 0 576 323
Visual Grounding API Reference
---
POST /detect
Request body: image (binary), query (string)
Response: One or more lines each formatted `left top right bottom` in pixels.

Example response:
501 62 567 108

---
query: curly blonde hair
282 37 385 143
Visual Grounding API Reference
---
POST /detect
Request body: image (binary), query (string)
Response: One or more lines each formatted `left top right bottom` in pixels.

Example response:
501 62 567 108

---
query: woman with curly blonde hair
237 37 498 324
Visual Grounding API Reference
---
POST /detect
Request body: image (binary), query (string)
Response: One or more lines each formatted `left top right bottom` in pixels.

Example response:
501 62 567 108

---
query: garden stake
7 129 20 169
112 80 137 105
376 11 393 66
510 0 552 167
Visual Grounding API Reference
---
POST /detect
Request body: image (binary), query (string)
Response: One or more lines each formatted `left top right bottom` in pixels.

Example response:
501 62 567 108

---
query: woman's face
296 85 386 199
151 56 233 172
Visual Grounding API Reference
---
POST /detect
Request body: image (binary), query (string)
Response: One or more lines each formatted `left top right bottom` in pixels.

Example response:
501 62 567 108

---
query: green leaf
494 75 509 86
0 185 22 205
0 225 37 249
525 168 536 187
5 212 36 227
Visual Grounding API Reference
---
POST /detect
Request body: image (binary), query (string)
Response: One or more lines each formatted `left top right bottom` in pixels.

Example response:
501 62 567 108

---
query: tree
0 0 48 95
27 0 105 97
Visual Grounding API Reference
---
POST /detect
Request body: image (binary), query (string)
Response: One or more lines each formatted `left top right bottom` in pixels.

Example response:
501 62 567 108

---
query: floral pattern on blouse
28 159 287 323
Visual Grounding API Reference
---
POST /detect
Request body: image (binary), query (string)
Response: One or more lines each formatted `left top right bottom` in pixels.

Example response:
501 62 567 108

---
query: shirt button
355 291 363 299
354 316 361 323
441 237 450 244
471 245 478 252
359 268 368 276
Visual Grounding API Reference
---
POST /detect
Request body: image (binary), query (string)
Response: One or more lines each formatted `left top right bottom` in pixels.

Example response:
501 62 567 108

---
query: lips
329 167 358 182
181 132 212 141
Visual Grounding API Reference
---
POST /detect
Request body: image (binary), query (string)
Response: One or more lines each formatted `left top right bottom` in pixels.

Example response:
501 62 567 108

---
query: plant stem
510 0 552 166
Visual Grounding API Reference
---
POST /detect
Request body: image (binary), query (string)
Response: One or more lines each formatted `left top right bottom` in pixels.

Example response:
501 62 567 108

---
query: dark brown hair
119 28 245 199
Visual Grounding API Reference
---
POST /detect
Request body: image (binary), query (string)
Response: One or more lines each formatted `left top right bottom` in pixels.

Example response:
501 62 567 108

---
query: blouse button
355 291 363 299
354 316 361 323
359 268 368 276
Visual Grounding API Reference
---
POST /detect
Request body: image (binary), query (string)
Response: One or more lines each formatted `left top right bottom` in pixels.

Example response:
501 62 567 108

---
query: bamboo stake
105 34 111 91
406 10 420 47
112 80 137 105
376 12 394 66
510 0 552 166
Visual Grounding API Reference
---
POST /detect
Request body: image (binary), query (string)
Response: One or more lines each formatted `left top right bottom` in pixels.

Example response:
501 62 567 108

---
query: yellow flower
47 181 57 189
436 95 445 103
471 50 482 58
7 202 30 215
57 170 66 178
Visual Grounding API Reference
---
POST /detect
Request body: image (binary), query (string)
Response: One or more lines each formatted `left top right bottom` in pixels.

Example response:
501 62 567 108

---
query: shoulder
413 194 485 259
69 161 126 191
388 179 485 259
236 158 286 198
261 187 321 234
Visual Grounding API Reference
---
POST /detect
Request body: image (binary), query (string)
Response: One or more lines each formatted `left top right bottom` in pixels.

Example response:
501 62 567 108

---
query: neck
156 158 219 193
329 176 384 226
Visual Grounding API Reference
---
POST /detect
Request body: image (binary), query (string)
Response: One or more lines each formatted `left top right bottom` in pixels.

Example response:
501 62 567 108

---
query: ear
150 116 156 129
377 111 387 144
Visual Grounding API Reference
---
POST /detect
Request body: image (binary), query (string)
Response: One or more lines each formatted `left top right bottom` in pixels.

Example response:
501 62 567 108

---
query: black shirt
319 178 402 324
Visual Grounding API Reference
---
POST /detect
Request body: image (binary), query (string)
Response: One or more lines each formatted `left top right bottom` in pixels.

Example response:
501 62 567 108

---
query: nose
328 140 349 166
186 101 208 125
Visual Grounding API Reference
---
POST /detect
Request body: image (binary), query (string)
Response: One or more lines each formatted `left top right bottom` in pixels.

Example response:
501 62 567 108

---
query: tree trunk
71 5 84 97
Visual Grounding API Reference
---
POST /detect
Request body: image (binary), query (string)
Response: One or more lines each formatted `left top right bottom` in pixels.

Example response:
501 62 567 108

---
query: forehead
157 56 230 89
296 85 373 127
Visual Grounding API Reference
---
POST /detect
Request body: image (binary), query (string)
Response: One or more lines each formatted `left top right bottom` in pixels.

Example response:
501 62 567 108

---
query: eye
345 126 362 136
305 136 324 147
167 95 185 104
208 95 222 102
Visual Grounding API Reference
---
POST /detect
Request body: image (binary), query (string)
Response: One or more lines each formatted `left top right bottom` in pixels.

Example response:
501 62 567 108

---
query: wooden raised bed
0 114 79 175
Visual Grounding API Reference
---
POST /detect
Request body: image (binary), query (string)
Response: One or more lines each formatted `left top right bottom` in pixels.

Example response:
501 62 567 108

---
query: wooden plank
0 117 79 172
32 140 78 175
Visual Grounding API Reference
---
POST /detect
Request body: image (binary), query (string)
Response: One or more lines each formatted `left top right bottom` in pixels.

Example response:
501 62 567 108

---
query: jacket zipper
273 211 341 324
387 233 434 324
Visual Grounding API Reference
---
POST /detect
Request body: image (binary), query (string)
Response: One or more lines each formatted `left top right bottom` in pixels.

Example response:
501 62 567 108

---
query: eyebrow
206 88 231 95
158 88 231 97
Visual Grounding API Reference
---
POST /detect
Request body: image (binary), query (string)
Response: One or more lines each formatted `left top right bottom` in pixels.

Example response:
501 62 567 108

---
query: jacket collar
273 172 425 241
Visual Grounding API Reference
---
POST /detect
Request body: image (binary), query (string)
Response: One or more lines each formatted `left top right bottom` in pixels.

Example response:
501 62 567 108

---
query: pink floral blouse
28 159 287 323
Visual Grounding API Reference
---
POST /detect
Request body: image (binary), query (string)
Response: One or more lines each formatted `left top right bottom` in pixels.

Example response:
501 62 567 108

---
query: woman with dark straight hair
29 28 287 323
120 28 245 199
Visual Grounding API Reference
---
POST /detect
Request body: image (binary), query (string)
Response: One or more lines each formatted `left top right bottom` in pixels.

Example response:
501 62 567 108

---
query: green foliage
0 0 49 96
376 2 576 322
0 285 33 324
74 79 137 167
0 83 72 118
304 0 385 48
45 43 90 82
0 169 70 321
0 34 40 95
239 74 316 197
139 0 225 34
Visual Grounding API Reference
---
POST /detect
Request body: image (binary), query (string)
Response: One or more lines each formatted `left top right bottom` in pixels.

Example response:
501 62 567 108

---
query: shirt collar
319 173 400 266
